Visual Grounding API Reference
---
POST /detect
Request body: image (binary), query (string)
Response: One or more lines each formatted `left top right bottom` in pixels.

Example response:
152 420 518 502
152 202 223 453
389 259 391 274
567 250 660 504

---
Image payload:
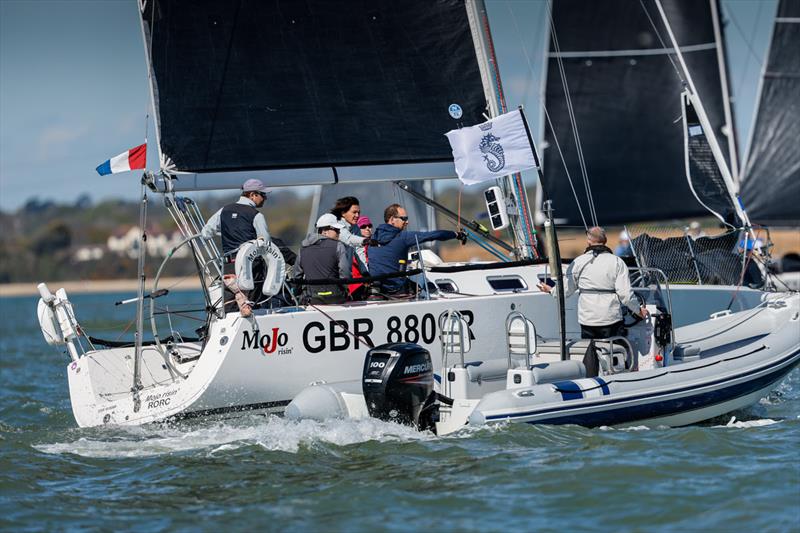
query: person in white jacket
537 226 648 339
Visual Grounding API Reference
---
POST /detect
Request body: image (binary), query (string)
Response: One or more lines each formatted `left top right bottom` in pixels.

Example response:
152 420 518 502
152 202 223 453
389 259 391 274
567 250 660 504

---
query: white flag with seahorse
445 108 538 186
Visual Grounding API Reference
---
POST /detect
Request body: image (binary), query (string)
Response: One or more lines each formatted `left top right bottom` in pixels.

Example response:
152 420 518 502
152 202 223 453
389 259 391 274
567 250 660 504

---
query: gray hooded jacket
295 233 351 282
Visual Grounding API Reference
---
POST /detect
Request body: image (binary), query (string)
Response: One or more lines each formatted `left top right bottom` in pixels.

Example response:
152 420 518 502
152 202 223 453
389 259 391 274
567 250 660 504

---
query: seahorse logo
479 133 505 173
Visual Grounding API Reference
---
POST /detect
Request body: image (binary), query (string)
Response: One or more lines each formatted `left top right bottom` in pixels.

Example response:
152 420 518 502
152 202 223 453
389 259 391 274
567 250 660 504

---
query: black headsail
540 0 736 226
681 91 739 226
740 0 800 227
141 0 488 190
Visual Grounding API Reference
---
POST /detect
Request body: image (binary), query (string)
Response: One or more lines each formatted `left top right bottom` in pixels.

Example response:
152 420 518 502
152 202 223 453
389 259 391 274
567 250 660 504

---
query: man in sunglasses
370 203 466 295
202 178 273 312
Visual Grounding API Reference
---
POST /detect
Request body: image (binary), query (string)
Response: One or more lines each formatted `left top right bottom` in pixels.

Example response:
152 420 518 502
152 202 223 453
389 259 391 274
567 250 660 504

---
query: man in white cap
295 213 361 304
202 178 272 311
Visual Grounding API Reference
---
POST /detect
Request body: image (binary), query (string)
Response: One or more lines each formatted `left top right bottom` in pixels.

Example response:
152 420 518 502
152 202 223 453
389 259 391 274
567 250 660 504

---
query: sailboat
36 0 795 429
34 0 560 428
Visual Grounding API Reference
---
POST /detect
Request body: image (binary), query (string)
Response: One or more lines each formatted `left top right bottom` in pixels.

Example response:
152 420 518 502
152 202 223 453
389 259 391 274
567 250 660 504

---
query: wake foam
34 415 433 458
715 415 781 429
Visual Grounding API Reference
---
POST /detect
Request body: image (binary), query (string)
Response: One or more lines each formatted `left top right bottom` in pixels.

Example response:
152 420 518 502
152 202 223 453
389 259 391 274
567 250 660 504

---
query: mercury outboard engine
362 343 437 431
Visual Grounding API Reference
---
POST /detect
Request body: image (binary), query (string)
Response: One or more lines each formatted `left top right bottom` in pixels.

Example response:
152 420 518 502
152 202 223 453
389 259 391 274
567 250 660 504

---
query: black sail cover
740 0 800 227
141 0 487 179
541 0 734 226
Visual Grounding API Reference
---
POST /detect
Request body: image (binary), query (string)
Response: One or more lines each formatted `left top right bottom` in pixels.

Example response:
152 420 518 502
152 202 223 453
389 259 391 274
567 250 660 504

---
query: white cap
619 230 630 241
316 213 346 230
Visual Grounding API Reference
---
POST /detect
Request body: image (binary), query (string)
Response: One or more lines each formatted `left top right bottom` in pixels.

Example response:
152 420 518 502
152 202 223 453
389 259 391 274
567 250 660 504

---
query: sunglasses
359 224 373 229
394 216 409 221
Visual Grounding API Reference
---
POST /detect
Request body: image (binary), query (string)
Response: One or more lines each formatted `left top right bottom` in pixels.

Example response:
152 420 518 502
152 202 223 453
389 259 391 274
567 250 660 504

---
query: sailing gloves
456 231 468 245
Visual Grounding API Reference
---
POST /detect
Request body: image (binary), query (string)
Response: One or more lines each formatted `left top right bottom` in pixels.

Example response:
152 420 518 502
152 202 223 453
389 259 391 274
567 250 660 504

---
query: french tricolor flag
96 143 147 176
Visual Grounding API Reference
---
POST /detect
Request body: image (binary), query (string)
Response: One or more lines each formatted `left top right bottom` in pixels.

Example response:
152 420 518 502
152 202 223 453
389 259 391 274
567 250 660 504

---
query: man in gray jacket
295 213 356 304
538 227 648 374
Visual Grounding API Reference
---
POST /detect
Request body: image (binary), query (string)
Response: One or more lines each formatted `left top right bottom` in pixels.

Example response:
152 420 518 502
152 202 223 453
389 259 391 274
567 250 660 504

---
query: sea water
1 292 798 531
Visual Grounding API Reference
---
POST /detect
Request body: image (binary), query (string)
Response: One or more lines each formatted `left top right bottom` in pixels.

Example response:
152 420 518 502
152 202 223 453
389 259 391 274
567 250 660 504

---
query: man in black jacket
295 213 358 304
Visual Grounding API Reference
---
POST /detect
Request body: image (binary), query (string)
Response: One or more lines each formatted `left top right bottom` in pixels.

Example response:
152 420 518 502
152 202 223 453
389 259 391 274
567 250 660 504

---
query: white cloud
37 123 89 161
115 112 141 135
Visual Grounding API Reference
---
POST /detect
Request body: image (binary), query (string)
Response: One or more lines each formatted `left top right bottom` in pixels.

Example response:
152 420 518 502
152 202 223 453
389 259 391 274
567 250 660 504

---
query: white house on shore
106 226 189 259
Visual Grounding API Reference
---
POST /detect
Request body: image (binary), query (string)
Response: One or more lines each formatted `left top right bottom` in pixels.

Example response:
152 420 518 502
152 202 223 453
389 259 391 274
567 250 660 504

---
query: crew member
202 178 272 312
349 215 373 298
537 226 648 376
614 230 632 257
295 213 357 304
369 204 466 295
330 196 367 253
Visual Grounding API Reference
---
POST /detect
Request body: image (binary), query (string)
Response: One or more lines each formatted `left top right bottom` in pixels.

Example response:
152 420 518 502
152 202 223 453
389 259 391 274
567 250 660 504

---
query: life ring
235 238 286 297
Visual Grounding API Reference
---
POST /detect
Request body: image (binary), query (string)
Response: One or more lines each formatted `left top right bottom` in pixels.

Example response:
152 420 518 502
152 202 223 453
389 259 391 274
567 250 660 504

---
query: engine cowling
362 343 436 430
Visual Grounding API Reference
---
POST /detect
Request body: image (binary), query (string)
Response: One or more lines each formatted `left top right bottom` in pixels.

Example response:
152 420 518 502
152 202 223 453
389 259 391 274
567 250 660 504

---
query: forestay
140 0 489 191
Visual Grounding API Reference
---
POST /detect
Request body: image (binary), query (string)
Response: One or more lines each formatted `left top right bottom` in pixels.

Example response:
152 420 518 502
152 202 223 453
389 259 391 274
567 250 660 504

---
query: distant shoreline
0 277 202 297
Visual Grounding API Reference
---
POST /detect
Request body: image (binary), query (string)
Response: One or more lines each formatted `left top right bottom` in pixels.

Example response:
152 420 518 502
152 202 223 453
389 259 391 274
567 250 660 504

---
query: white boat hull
62 262 784 428
465 294 800 430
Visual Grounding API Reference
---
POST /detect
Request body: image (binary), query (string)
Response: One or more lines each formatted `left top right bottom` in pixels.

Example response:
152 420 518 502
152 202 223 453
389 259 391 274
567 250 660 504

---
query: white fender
37 283 80 345
37 299 62 346
235 238 286 297
37 283 82 361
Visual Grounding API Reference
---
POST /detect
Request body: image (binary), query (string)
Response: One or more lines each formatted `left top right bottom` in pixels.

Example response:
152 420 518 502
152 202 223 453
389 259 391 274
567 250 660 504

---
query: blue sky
0 0 777 211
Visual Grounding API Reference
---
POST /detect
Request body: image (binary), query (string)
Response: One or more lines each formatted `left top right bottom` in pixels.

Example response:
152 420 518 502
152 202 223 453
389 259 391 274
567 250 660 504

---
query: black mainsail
141 0 488 190
740 0 800 227
539 0 737 226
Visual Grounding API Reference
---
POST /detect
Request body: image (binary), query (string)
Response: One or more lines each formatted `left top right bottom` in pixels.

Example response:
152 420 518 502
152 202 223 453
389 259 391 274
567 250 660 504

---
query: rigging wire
544 1 597 228
638 0 686 86
724 0 765 104
547 11 597 228
504 1 589 230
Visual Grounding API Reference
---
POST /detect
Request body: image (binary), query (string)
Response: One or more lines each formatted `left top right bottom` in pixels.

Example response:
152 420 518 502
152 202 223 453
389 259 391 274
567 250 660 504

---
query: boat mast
132 180 148 412
543 200 566 360
654 0 752 230
466 0 538 260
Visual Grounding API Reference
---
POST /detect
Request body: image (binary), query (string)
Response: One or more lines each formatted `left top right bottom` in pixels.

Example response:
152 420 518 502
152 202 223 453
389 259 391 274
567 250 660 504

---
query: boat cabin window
434 279 459 293
486 275 527 292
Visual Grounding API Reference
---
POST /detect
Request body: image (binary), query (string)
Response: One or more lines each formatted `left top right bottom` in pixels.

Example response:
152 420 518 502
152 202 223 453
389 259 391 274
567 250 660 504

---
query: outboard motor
362 343 436 431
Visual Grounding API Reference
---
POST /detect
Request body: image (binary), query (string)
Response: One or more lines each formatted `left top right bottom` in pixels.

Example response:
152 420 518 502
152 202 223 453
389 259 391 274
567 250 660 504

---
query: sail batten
548 42 716 58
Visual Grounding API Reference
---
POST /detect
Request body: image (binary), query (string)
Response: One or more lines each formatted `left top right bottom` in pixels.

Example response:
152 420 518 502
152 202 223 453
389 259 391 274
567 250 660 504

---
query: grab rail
595 336 636 374
439 309 468 370
505 311 536 369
